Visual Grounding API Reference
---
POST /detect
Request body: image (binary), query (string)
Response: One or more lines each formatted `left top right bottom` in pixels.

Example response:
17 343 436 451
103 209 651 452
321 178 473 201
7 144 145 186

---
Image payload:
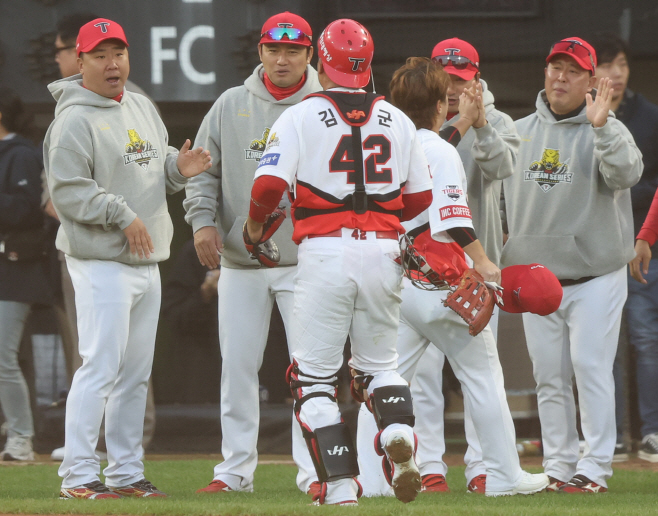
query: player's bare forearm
246 216 264 243
463 239 501 284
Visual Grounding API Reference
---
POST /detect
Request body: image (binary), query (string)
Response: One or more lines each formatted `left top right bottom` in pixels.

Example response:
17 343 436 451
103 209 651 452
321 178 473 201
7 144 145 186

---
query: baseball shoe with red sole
559 474 607 493
421 473 449 493
546 475 567 492
109 479 167 498
381 430 421 503
60 480 121 500
467 474 486 494
485 471 549 497
196 480 233 493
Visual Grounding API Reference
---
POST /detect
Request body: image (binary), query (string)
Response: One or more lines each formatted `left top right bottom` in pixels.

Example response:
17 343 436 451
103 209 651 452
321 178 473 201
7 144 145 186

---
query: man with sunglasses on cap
501 37 642 493
184 11 321 495
43 18 212 499
398 37 521 494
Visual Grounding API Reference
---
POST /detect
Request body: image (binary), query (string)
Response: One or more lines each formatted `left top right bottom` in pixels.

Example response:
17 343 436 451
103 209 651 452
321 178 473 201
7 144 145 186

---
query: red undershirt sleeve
249 176 289 223
638 188 658 246
401 190 433 221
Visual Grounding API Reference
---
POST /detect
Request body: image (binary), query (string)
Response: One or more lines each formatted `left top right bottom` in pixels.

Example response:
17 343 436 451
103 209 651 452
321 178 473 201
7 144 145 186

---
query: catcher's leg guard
370 384 415 430
287 361 361 504
369 384 420 503
312 423 360 483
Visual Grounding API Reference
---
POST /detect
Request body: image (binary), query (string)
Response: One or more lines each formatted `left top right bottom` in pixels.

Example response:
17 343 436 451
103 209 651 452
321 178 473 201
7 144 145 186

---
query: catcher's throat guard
399 234 450 291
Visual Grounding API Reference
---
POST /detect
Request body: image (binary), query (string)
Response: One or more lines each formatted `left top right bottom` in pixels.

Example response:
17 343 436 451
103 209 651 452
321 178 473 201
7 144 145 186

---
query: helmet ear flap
399 234 450 291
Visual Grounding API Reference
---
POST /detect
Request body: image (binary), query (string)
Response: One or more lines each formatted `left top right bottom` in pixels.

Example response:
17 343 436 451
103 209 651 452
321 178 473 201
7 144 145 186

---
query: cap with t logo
259 11 312 47
76 18 129 56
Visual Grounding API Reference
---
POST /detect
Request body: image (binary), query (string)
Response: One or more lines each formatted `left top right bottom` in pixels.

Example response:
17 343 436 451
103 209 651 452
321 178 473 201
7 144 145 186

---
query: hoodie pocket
221 216 253 266
502 234 592 277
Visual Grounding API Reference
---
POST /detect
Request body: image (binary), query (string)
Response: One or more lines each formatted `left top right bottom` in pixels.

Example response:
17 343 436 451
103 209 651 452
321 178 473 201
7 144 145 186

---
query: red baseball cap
76 18 128 56
431 38 479 80
499 264 563 316
546 37 597 73
260 11 312 47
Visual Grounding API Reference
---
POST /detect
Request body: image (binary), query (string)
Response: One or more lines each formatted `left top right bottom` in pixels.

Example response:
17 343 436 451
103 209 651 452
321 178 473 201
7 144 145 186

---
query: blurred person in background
592 33 658 464
0 86 53 461
161 239 220 404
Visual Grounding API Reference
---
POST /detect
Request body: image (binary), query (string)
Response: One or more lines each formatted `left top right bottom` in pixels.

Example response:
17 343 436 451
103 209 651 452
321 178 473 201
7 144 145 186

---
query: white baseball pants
59 257 160 488
523 266 626 487
213 266 315 492
357 278 521 494
408 311 499 486
291 231 413 502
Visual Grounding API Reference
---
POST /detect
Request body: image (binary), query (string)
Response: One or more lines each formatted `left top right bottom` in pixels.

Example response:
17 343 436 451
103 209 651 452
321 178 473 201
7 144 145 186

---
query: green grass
0 460 657 515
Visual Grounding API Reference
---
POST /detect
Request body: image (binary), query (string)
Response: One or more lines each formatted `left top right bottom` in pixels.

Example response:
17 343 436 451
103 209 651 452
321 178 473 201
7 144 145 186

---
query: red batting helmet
318 19 374 89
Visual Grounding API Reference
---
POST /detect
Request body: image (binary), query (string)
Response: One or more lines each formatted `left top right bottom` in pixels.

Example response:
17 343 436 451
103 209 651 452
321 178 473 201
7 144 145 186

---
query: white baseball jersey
255 88 432 242
404 129 474 239
403 129 474 280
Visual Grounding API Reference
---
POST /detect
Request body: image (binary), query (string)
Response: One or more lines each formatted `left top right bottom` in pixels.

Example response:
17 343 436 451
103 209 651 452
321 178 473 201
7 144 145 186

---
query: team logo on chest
123 130 159 170
245 128 271 162
523 148 572 192
442 185 463 201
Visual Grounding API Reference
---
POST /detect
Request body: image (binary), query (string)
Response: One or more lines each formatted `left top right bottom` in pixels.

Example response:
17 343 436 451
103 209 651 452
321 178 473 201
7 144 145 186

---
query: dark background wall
2 0 657 402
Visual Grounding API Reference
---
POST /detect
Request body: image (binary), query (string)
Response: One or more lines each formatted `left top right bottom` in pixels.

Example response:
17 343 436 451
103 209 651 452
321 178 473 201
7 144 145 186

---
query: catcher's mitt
243 207 286 267
443 269 498 336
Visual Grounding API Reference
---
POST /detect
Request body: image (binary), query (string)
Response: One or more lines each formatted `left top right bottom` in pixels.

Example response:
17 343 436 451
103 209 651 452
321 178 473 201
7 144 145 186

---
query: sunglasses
432 54 478 70
261 28 311 43
54 45 75 57
549 39 595 71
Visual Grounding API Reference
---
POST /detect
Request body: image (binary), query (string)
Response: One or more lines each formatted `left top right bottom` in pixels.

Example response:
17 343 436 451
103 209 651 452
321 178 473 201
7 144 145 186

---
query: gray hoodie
184 64 321 269
501 90 643 279
440 80 520 266
43 75 186 264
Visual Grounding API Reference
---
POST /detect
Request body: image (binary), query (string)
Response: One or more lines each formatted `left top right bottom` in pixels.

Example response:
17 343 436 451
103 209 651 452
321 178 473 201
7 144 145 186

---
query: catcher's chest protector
299 91 387 216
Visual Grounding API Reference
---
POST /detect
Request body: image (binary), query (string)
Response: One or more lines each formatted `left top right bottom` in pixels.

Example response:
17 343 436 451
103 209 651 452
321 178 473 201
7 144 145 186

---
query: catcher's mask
399 234 451 291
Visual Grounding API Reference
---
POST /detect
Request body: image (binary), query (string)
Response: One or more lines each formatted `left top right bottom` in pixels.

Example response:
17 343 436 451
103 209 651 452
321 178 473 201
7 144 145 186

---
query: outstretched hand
458 84 479 128
586 77 613 128
177 139 212 178
472 82 487 129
